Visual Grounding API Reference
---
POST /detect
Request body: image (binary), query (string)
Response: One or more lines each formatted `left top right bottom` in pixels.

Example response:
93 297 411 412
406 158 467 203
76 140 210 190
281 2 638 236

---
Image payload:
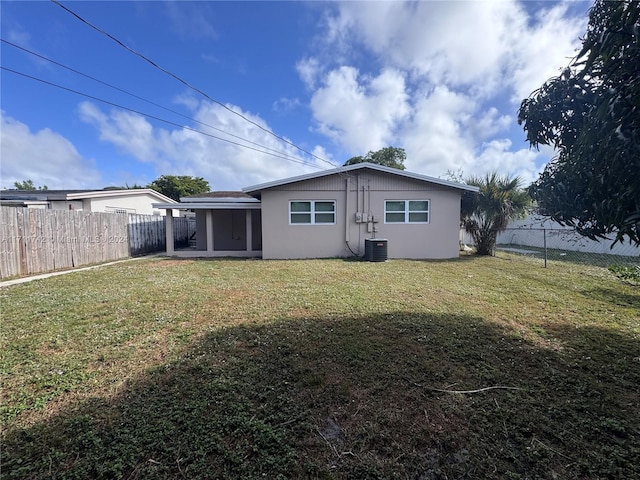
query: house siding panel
272 175 347 192
261 170 462 260
261 189 348 259
88 193 164 215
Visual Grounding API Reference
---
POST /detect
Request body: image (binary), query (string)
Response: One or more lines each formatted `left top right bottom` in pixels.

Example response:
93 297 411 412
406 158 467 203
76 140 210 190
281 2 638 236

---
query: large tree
462 173 531 256
147 175 210 202
344 146 406 170
518 0 639 245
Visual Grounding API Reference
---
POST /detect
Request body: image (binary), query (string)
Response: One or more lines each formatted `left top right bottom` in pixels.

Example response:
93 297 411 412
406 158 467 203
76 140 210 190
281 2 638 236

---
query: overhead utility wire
51 0 338 169
1 66 324 170
1 39 313 165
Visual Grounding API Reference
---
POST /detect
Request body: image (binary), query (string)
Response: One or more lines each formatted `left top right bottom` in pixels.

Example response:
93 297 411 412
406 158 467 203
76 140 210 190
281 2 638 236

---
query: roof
154 191 260 210
181 191 258 202
0 189 177 204
0 199 50 207
242 162 480 194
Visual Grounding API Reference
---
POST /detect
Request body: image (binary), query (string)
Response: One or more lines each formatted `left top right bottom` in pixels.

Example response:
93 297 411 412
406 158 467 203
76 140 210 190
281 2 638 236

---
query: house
152 162 479 260
0 189 178 216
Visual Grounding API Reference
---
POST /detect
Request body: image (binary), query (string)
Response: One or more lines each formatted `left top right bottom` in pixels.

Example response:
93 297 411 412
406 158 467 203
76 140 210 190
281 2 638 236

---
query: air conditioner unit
364 238 388 262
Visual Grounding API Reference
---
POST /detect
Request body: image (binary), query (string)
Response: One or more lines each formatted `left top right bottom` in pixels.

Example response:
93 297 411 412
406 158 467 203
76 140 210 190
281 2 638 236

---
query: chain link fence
494 227 639 269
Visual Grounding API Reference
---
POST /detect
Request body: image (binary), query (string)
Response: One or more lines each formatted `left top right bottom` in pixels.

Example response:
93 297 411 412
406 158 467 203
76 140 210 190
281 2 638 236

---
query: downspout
345 178 350 243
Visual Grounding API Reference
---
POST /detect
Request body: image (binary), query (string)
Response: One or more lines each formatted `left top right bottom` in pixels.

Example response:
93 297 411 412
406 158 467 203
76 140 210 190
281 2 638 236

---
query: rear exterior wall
260 170 462 259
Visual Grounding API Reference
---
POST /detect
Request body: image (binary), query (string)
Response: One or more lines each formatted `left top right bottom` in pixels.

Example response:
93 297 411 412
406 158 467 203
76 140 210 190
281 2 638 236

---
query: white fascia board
0 200 50 206
152 202 261 210
242 162 479 193
67 189 177 204
180 197 259 203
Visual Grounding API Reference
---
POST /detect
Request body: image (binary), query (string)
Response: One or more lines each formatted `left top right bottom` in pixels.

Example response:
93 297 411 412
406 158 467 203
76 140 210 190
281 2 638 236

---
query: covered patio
153 192 262 258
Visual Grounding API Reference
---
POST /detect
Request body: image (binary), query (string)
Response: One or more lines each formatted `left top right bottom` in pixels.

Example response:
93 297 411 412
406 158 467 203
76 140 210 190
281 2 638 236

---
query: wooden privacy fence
128 213 190 256
0 207 190 279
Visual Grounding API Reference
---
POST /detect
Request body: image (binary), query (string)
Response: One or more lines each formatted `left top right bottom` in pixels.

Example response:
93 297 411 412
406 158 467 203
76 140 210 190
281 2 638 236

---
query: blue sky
1 0 591 191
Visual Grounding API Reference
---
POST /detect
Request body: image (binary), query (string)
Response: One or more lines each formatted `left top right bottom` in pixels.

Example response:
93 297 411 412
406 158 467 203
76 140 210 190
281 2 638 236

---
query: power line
2 66 325 170
1 38 318 165
50 0 339 169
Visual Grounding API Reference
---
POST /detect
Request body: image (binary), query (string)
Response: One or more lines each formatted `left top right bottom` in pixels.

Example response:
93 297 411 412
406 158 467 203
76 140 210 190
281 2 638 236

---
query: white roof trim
153 202 261 210
181 196 259 203
0 200 50 206
66 189 177 203
242 162 479 193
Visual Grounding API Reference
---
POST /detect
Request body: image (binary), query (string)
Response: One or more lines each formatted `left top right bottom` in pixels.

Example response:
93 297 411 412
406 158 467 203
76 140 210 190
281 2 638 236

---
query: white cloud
0 112 101 189
7 28 31 47
310 66 410 155
78 102 158 162
321 1 518 96
78 100 330 190
299 0 585 182
401 86 477 176
296 57 322 90
475 139 541 186
164 1 218 40
321 0 585 99
508 3 587 101
272 97 302 113
464 107 513 143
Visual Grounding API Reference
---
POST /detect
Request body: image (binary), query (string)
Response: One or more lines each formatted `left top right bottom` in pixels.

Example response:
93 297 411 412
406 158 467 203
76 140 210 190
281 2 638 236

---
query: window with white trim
384 200 430 224
290 201 336 225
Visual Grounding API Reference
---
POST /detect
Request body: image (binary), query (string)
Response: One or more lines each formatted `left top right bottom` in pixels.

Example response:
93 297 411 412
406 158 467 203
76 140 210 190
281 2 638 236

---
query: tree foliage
103 184 144 190
13 180 48 190
518 0 639 245
147 175 210 202
344 147 406 170
462 173 531 256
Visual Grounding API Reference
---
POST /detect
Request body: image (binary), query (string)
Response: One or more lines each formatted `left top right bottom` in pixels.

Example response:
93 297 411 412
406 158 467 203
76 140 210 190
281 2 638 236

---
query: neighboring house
153 163 478 260
0 189 178 216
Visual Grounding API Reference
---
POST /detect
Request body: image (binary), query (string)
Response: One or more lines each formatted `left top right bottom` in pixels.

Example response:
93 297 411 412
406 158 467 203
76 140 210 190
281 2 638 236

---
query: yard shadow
3 312 639 479
578 285 640 309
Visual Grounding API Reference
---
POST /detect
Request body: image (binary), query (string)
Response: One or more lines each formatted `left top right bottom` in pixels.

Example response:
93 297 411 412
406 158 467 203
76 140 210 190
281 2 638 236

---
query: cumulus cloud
324 1 519 96
475 139 541 186
296 57 322 90
300 0 586 181
508 3 587 101
78 102 158 162
401 86 476 175
78 100 330 190
0 112 101 189
310 67 410 155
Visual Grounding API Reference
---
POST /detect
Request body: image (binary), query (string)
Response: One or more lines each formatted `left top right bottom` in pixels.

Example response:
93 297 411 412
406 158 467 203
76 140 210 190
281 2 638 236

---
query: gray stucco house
153 162 478 260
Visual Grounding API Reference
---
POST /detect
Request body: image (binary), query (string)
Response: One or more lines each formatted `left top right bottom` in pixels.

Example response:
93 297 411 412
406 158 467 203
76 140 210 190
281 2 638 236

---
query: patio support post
245 209 253 253
165 209 174 255
206 209 214 253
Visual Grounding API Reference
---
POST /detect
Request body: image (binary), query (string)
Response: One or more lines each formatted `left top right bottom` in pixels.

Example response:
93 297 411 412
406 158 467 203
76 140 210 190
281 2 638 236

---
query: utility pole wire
2 66 325 170
1 38 317 165
50 0 338 168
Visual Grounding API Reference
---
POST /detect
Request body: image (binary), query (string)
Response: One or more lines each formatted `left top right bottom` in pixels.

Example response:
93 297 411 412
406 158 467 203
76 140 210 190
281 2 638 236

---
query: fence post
543 228 547 268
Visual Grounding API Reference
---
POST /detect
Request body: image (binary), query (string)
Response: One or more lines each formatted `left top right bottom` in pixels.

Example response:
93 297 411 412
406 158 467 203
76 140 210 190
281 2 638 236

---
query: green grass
497 243 640 268
1 255 638 479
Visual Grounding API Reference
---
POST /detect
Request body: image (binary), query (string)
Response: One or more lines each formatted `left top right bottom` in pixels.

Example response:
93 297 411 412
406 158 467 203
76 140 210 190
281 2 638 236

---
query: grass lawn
1 255 638 479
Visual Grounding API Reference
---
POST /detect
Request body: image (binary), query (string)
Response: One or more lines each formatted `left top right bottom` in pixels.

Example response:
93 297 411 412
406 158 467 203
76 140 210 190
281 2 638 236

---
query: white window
290 201 336 225
385 200 430 224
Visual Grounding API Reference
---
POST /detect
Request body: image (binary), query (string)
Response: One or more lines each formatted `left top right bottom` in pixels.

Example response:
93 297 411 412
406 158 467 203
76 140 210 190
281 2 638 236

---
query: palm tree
462 173 531 255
